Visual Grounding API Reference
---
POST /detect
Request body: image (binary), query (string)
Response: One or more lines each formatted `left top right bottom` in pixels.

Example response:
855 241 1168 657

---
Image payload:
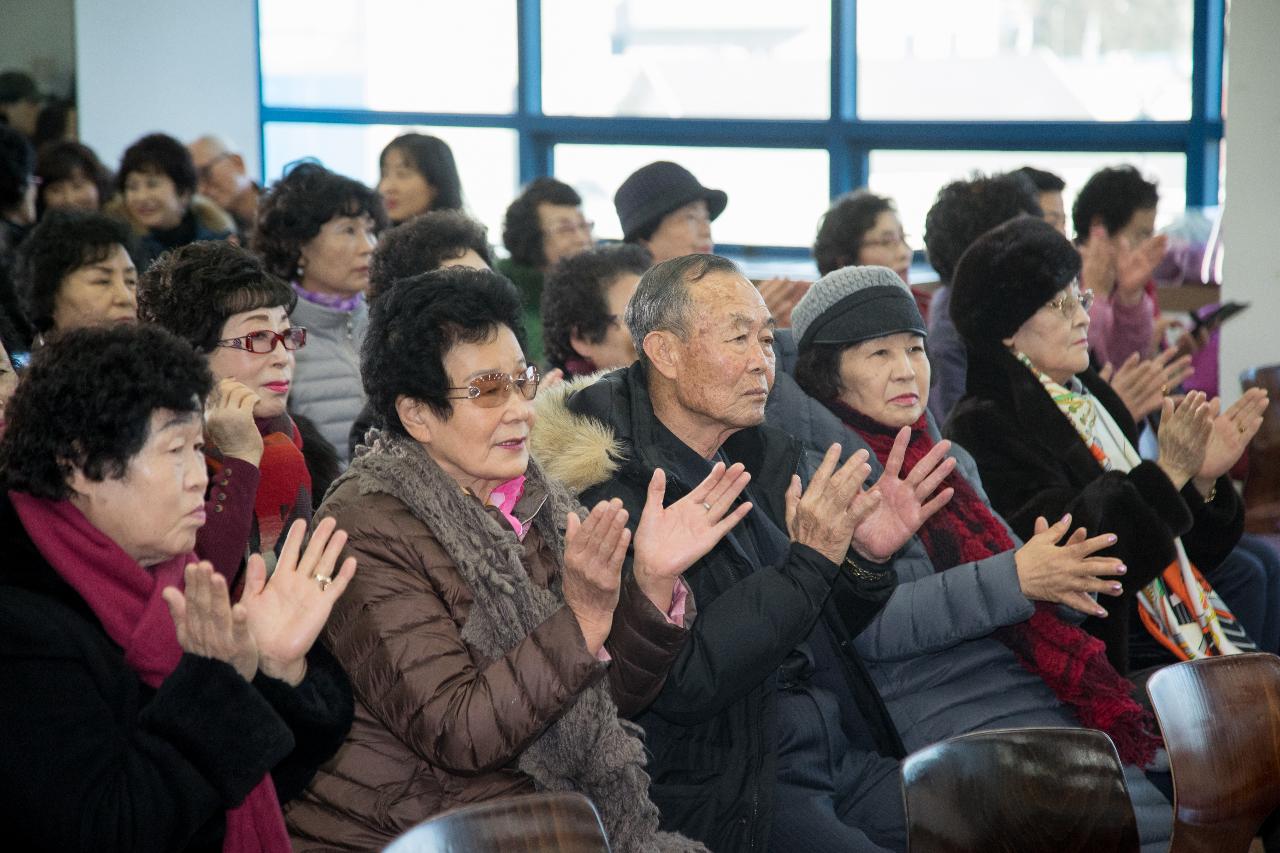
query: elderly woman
139 241 336 580
287 267 749 851
253 162 386 465
0 324 355 852
789 264 1174 851
813 191 913 285
376 132 462 225
499 177 595 361
945 216 1266 673
35 140 114 216
541 243 649 380
15 210 137 338
113 133 235 270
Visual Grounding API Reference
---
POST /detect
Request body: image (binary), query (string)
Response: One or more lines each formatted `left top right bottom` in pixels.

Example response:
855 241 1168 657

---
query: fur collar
530 371 626 494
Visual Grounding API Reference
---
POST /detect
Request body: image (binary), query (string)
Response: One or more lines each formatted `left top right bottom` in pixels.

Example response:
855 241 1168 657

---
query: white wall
0 0 76 96
74 0 261 177
1219 0 1280 402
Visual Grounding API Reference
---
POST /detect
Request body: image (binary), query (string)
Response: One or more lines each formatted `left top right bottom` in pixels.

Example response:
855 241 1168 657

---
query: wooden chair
1146 653 1280 853
382 792 610 853
1240 364 1280 534
901 727 1139 853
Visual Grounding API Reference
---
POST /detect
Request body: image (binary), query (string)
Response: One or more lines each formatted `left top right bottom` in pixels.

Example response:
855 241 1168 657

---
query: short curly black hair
253 161 388 282
1071 165 1159 242
0 324 212 500
0 124 34 211
368 209 492 300
379 134 463 213
117 132 197 197
15 210 136 334
541 244 651 372
922 172 1041 284
793 341 846 403
812 190 895 276
501 177 583 269
35 139 114 217
363 267 525 433
138 240 296 353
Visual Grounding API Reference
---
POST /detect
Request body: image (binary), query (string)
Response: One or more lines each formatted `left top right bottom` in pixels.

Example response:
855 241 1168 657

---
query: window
542 0 830 119
259 0 518 113
857 0 1194 120
257 0 1225 255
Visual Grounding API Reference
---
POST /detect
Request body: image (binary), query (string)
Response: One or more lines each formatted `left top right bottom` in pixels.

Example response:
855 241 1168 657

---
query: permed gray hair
624 253 742 364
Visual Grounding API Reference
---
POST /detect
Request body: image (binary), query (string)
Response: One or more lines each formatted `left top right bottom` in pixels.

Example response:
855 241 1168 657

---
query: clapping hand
1014 514 1126 617
632 463 754 612
1099 348 1194 422
1155 391 1214 491
1197 387 1269 483
163 561 258 681
561 499 632 655
849 426 956 562
240 517 357 686
784 444 880 565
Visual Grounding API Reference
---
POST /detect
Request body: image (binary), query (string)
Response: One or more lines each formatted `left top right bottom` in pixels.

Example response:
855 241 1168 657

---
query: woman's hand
1196 388 1269 485
205 378 264 466
1099 348 1194 422
1156 391 1214 491
1014 515 1127 617
1115 233 1168 304
632 463 754 612
240 517 357 686
163 561 258 681
562 499 631 655
785 444 880 565
849 427 956 563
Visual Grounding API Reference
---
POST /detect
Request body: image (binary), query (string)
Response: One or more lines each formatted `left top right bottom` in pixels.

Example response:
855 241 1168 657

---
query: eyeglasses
446 365 540 407
860 232 909 250
215 327 307 354
1045 289 1095 318
545 219 594 239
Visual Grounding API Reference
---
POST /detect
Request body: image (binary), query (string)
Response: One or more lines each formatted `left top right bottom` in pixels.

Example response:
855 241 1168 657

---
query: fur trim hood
530 371 627 494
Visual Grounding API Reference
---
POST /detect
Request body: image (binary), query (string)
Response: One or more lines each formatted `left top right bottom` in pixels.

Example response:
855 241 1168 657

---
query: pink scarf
9 491 291 853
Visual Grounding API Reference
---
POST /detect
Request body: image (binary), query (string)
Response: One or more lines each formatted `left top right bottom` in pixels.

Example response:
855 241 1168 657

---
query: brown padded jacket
286 475 691 850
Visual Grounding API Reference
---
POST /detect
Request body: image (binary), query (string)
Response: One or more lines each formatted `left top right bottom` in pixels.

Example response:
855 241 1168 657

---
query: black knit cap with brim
791 265 926 351
949 215 1082 352
613 161 728 242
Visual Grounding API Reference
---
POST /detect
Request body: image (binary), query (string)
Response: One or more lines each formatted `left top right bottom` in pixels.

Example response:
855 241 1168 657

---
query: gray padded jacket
289 296 368 466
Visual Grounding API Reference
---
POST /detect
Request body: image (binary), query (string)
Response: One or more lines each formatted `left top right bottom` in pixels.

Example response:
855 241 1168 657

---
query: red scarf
825 402 1161 767
9 491 292 853
206 414 312 565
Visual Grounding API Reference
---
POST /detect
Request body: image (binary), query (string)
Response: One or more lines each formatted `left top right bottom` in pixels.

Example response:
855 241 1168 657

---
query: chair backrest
901 727 1139 853
382 792 610 853
1146 653 1280 853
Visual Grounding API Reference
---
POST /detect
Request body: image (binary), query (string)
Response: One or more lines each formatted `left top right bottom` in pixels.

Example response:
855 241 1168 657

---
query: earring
296 262 305 280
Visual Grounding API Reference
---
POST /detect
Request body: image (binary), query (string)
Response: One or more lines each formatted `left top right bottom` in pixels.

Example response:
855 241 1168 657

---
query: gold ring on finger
1160 385 1169 396
312 574 333 590
702 502 712 511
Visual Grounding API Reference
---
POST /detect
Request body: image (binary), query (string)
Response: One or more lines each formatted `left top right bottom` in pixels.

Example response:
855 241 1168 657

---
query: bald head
187 134 253 216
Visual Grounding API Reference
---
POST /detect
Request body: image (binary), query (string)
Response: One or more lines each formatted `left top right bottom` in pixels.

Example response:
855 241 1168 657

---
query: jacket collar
958 344 1138 473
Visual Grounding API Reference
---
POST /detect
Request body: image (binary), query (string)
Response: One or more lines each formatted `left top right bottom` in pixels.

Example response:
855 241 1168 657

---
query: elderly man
187 134 260 234
533 254 955 852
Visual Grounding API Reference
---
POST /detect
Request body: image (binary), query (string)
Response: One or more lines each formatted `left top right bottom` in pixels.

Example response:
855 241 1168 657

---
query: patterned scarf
9 491 291 853
826 400 1161 767
1013 351 1252 661
205 414 312 574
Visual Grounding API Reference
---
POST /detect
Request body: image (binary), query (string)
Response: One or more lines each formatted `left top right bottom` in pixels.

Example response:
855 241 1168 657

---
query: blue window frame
257 0 1225 257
